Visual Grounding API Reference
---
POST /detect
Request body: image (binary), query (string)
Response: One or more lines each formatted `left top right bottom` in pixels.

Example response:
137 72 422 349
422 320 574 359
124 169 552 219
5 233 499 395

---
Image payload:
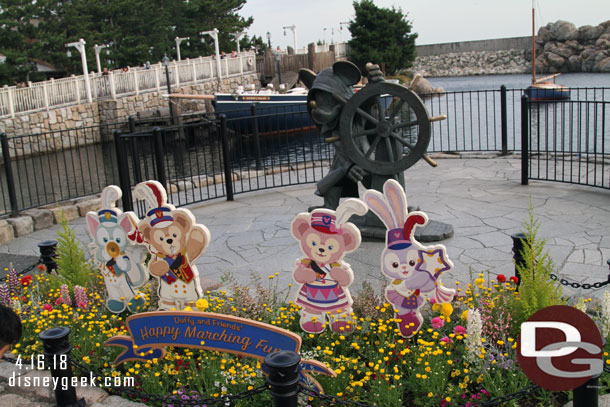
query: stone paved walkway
2 156 610 298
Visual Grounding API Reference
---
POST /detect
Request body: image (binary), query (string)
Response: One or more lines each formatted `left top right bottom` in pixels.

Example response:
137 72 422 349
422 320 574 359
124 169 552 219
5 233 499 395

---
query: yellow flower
196 298 209 311
460 310 469 321
440 303 453 317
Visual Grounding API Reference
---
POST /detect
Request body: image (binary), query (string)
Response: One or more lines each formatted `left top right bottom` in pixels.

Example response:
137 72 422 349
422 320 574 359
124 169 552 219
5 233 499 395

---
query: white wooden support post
155 67 161 93
6 86 15 117
174 61 180 88
42 82 49 111
224 58 228 77
192 60 197 83
209 59 214 79
109 71 116 99
239 55 243 76
73 75 81 103
133 70 139 95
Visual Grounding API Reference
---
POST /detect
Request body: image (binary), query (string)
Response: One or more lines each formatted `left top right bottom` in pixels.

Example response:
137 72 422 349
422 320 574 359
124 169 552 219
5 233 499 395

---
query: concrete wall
416 37 531 57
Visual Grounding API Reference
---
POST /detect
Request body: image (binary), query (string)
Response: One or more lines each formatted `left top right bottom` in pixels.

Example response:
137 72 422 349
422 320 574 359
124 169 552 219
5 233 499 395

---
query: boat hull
213 94 313 134
524 85 570 102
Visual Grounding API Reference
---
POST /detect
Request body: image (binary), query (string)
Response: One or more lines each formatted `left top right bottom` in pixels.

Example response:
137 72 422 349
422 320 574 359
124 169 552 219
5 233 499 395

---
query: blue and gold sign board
105 311 335 392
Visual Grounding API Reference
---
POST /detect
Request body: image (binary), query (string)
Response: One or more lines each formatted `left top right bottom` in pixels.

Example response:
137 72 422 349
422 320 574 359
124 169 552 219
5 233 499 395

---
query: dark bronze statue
299 61 385 210
299 61 453 241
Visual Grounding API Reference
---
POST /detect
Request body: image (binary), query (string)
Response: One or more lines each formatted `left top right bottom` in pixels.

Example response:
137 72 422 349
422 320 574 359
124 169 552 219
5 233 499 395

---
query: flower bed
5 265 610 407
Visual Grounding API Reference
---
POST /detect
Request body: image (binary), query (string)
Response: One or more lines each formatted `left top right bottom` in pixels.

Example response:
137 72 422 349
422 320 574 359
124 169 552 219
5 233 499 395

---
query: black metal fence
1 86 609 217
521 95 609 189
113 106 332 215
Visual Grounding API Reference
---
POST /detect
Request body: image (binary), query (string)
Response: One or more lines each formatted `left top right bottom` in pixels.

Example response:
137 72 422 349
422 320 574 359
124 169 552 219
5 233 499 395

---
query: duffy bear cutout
134 181 210 310
363 179 456 337
291 198 367 334
86 185 150 313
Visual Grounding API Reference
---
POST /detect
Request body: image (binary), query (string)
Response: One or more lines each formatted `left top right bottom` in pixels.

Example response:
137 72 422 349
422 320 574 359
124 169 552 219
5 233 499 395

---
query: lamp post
339 22 349 42
235 31 246 54
282 25 297 52
200 28 221 79
323 28 327 44
65 38 92 103
275 52 282 87
266 31 271 48
94 44 109 74
175 36 190 61
162 53 175 124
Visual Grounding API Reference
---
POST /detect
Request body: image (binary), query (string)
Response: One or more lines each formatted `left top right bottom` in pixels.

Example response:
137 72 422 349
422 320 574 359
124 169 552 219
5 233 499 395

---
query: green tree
347 0 418 75
0 0 253 85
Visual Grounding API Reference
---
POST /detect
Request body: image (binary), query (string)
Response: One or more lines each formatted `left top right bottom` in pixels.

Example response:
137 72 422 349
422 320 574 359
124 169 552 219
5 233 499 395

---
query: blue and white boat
212 86 313 134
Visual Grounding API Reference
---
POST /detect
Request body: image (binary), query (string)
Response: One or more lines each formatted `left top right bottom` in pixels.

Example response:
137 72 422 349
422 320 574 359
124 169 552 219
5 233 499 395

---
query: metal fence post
153 127 167 189
38 240 58 274
265 350 301 407
219 115 234 201
500 85 508 155
0 133 19 216
113 130 133 212
511 232 526 289
573 375 599 407
250 104 263 170
128 115 136 133
520 95 529 185
39 327 85 407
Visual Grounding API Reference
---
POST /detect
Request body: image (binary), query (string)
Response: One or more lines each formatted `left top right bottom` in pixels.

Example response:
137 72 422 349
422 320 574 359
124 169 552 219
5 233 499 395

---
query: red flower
510 276 519 284
37 264 47 272
496 274 506 283
42 304 53 311
20 275 33 286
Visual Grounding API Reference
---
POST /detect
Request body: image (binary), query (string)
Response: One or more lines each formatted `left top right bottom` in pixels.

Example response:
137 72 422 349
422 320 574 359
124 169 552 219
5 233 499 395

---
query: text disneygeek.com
9 371 134 391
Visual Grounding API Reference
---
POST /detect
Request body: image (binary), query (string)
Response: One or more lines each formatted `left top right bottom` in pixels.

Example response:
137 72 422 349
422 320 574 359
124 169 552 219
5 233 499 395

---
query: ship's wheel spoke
384 137 395 162
388 99 405 122
352 128 378 139
355 106 379 126
392 119 419 131
390 133 417 151
364 136 382 158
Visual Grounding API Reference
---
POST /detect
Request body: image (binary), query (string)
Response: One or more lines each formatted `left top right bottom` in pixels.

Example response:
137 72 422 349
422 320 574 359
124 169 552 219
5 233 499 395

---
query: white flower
600 291 610 339
574 297 587 313
466 308 483 364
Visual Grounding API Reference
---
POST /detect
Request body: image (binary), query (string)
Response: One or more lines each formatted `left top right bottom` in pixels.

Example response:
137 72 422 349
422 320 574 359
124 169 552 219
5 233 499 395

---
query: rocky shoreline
410 20 610 77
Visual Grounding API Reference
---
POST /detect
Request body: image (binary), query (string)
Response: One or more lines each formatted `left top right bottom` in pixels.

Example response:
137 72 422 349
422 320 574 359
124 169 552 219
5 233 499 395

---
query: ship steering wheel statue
300 61 453 241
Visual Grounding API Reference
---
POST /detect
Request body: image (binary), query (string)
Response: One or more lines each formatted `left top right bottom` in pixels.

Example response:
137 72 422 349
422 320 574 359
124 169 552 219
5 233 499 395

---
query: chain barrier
0 264 37 282
549 273 610 290
299 385 378 406
67 355 270 406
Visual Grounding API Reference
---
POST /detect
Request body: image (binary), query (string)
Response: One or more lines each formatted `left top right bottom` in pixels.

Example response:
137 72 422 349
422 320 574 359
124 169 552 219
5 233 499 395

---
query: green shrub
509 204 564 335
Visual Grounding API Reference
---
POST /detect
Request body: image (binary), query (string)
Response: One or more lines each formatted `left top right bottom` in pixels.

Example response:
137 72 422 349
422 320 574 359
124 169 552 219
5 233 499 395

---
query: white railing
333 42 349 58
0 51 257 118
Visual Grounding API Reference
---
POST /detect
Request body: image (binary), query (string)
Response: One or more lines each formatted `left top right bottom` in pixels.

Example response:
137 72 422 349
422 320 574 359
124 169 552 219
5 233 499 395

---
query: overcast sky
238 0 610 49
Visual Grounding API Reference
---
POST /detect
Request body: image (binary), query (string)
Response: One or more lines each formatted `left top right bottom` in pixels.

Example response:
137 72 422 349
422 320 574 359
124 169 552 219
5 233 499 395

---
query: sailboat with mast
524 0 570 101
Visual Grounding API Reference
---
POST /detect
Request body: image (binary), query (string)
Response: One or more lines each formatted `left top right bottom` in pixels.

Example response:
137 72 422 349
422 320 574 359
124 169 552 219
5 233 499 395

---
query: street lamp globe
162 53 170 66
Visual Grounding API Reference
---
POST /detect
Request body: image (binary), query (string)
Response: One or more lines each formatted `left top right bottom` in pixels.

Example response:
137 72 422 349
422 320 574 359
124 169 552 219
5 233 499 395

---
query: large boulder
408 74 444 96
599 57 610 72
596 34 610 49
578 25 604 42
546 52 566 68
550 20 578 41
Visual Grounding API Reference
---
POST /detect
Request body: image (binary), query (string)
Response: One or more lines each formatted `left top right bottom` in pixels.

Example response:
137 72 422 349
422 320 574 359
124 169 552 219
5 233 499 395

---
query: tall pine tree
347 0 418 75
